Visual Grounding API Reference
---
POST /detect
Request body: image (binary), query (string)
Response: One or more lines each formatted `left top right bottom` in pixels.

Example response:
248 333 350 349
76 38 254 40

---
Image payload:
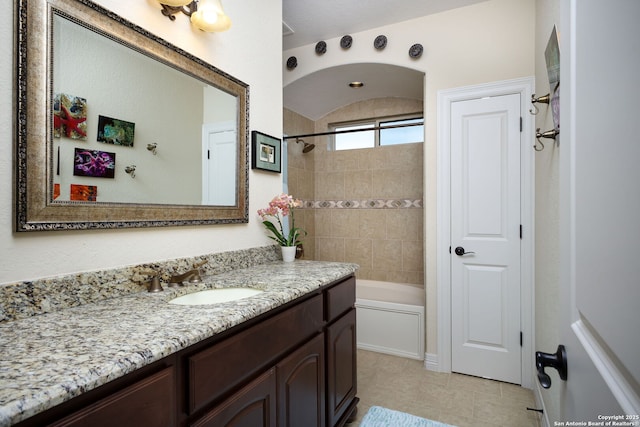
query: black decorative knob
409 43 423 58
315 41 327 55
340 35 353 49
286 56 297 70
374 35 387 50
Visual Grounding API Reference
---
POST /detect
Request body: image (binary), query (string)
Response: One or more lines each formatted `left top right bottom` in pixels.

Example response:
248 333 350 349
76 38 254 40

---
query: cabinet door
191 368 277 427
277 334 325 427
188 294 323 414
325 309 357 427
50 366 175 427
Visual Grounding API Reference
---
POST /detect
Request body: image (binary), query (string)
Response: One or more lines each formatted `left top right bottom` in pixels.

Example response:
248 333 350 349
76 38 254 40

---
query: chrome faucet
168 260 207 287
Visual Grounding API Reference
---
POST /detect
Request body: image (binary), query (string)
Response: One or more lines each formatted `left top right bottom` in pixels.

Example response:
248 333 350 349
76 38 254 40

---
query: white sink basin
169 288 264 306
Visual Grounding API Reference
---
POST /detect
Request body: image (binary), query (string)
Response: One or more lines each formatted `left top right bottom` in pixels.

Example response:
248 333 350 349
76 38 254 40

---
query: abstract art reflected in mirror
14 0 249 231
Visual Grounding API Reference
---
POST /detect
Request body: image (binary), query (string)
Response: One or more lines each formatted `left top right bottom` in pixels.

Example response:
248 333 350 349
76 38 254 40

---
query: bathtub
355 280 425 360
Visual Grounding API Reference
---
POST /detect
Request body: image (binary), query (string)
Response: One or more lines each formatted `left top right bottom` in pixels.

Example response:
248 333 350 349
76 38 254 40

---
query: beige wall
534 0 562 420
0 0 283 285
284 0 536 357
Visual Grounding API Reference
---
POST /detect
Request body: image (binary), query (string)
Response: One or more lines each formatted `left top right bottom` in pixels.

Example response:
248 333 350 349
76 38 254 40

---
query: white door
552 0 640 421
450 93 522 384
202 123 236 206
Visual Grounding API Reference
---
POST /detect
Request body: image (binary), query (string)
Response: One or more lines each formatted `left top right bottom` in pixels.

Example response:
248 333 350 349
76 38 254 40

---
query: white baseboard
357 343 423 361
533 382 550 427
424 353 440 372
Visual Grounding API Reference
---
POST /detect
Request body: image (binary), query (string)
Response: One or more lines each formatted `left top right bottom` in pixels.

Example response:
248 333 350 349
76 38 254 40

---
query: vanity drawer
50 366 175 427
187 294 324 414
325 276 355 323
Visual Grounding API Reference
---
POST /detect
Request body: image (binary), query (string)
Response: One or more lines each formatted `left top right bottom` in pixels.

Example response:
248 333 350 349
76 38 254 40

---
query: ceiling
284 63 425 121
282 0 488 120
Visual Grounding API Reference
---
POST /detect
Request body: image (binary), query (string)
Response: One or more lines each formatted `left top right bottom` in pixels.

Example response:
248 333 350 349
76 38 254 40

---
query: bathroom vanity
0 261 358 427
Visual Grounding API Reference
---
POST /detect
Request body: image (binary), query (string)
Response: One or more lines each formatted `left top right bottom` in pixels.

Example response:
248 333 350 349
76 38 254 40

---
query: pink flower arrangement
258 193 306 247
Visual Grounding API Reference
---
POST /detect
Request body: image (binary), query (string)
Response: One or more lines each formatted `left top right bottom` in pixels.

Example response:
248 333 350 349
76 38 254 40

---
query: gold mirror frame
14 0 249 231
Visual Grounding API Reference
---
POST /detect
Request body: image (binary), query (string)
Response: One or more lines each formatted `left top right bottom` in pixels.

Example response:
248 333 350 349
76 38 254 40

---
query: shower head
296 138 315 153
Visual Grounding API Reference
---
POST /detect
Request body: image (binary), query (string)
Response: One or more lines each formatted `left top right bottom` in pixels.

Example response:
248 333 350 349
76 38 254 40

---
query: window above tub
331 115 424 151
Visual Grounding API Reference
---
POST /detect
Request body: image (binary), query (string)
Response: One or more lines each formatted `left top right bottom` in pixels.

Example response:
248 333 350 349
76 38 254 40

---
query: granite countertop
0 260 358 426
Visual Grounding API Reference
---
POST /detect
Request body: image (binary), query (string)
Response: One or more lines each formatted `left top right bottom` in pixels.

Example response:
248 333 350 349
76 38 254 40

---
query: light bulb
201 9 219 24
191 0 231 32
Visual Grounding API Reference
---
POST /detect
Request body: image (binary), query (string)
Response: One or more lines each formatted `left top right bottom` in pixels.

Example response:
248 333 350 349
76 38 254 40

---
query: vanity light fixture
158 0 231 32
125 165 136 178
147 143 158 155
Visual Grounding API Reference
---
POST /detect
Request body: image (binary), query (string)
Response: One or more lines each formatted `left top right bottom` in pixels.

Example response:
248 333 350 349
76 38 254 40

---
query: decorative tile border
304 199 423 209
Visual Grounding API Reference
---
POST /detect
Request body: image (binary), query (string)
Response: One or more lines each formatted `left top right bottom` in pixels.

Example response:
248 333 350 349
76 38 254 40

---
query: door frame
435 77 535 388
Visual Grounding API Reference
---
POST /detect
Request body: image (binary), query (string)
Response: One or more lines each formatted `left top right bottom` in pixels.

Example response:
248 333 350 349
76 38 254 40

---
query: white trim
572 320 640 415
355 298 425 361
424 353 439 371
436 77 535 388
533 381 551 427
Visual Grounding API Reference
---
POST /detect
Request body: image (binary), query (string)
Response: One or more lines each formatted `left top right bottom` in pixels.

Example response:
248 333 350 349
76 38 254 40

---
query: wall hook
534 128 560 152
147 143 158 155
529 93 550 115
125 165 136 178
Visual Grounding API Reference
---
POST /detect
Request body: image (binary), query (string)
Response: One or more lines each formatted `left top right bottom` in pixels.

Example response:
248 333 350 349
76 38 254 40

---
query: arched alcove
284 63 424 120
283 62 426 286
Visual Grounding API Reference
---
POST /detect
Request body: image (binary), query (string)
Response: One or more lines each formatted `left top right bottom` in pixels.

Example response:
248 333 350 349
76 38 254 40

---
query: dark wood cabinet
14 275 357 427
186 294 323 415
190 369 277 427
50 366 176 427
277 333 325 427
326 309 358 427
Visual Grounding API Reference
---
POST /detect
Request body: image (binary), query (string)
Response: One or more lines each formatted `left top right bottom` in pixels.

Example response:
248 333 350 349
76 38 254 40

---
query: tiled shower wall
284 98 424 285
284 108 317 260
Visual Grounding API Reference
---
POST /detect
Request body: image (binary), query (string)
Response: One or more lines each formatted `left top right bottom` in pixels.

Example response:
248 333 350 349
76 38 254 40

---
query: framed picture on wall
97 115 135 147
73 148 116 178
53 93 88 140
251 130 281 173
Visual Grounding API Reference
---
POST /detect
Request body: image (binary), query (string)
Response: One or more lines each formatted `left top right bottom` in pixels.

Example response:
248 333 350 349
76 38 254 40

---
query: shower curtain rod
282 121 423 140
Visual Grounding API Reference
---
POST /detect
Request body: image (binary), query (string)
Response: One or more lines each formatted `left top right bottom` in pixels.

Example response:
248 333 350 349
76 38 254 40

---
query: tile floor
351 350 541 427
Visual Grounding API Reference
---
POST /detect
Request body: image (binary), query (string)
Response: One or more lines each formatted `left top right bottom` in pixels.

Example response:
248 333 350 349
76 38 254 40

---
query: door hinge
449 246 451 254
520 331 523 347
520 224 523 239
520 117 523 132
207 149 210 159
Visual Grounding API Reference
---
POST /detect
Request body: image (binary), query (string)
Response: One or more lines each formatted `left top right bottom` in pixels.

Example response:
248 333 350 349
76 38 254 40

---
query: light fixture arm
157 0 232 32
160 2 198 21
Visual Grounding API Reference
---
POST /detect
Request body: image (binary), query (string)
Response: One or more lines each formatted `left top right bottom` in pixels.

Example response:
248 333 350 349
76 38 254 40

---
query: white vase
281 246 296 262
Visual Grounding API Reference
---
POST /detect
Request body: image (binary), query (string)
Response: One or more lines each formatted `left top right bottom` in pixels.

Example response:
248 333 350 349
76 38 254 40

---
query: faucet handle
138 269 163 292
193 259 207 269
146 276 163 293
189 260 208 283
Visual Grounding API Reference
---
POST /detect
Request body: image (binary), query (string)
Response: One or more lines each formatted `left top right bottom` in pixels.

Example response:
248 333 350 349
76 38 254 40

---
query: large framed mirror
14 0 249 231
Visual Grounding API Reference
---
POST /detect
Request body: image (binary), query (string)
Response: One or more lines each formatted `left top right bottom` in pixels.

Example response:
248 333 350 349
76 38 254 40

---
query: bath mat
360 406 456 427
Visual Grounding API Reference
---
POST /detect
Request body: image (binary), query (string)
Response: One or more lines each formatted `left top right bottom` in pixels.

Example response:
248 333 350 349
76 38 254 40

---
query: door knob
535 345 568 389
454 246 475 256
